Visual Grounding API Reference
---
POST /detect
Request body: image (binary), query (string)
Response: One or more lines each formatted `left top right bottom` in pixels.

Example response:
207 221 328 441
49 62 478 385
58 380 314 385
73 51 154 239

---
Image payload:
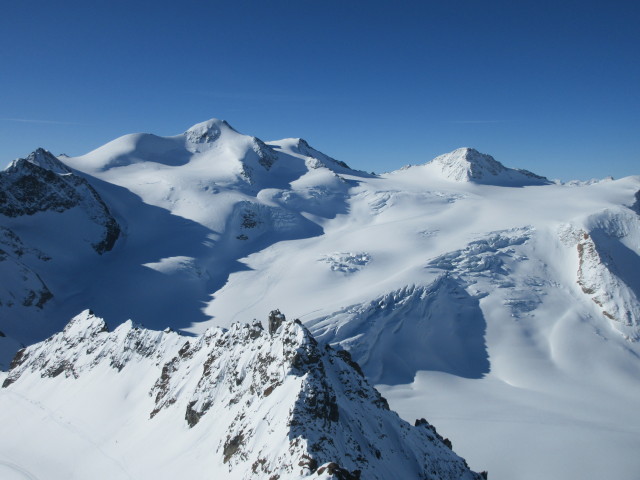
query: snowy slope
1 118 640 479
0 310 484 480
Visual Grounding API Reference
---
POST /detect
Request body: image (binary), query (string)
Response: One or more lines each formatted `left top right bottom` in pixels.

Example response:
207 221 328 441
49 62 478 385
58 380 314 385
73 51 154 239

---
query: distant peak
184 118 235 144
9 148 71 174
291 138 352 171
427 147 548 186
432 148 507 176
294 138 312 150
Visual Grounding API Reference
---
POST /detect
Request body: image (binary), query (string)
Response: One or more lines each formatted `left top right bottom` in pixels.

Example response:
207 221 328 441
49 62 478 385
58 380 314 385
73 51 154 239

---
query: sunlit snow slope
1 118 639 480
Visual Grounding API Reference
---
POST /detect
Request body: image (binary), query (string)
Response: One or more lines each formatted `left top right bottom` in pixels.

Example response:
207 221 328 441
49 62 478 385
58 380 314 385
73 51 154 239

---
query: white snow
1 118 640 479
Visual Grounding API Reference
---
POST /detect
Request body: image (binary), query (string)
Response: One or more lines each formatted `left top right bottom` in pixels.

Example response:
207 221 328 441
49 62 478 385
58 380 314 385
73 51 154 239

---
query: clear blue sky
1 0 638 180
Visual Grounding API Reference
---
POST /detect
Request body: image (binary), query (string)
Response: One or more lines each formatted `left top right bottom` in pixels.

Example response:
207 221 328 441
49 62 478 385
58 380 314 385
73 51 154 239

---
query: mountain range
1 118 639 480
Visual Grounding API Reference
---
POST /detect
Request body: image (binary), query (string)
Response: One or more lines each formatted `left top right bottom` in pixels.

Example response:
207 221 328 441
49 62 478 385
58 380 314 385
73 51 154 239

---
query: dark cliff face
0 148 120 254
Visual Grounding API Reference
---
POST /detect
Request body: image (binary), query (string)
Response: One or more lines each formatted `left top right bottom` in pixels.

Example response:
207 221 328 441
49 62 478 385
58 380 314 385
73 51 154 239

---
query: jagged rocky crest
3 309 486 480
0 148 120 254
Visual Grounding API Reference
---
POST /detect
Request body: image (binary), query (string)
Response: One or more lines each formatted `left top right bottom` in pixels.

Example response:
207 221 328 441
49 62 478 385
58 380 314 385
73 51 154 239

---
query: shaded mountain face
308 278 490 385
1 310 485 480
0 148 120 254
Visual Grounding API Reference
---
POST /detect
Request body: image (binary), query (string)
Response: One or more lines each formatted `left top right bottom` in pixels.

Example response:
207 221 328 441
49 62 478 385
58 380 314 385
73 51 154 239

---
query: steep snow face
421 147 549 186
1 310 484 480
309 279 489 385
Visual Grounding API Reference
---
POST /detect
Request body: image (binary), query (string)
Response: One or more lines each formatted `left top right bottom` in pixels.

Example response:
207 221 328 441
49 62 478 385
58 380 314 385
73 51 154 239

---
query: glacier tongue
2 309 485 480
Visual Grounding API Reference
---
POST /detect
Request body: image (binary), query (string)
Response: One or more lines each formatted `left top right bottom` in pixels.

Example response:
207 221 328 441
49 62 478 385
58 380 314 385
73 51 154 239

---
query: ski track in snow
0 461 39 480
2 390 134 480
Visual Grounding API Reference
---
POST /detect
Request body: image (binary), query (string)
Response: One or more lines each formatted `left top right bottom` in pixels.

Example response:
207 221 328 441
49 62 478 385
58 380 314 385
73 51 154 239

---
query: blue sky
1 0 638 180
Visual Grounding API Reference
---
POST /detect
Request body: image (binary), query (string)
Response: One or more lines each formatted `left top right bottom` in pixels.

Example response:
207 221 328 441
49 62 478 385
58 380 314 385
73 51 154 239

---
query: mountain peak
430 147 507 180
426 147 549 186
269 137 353 172
2 309 486 479
184 118 236 144
0 149 121 253
9 148 71 175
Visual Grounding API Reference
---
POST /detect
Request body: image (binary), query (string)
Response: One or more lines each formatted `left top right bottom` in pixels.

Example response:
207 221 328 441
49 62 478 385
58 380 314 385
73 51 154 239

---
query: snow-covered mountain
1 309 484 479
418 147 549 186
1 118 639 480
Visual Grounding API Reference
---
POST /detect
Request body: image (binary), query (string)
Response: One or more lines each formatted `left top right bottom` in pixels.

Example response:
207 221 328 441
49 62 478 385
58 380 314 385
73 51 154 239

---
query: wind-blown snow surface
1 118 640 479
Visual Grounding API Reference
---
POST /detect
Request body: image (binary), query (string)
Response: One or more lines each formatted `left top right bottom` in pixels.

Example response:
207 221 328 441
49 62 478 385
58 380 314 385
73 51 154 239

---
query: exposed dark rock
415 418 428 427
185 400 211 428
268 309 285 335
2 348 27 388
150 357 180 418
45 360 77 379
223 432 245 463
298 454 318 472
178 341 191 357
241 211 260 229
631 190 640 214
336 349 365 378
316 462 361 480
414 417 454 449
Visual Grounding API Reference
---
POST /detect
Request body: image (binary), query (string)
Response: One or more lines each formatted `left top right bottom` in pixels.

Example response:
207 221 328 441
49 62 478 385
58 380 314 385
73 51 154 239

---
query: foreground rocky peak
426 147 549 186
3 309 486 480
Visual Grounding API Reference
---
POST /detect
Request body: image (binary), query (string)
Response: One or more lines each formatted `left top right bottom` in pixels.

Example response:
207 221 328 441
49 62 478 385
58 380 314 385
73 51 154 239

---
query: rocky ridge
3 309 486 480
